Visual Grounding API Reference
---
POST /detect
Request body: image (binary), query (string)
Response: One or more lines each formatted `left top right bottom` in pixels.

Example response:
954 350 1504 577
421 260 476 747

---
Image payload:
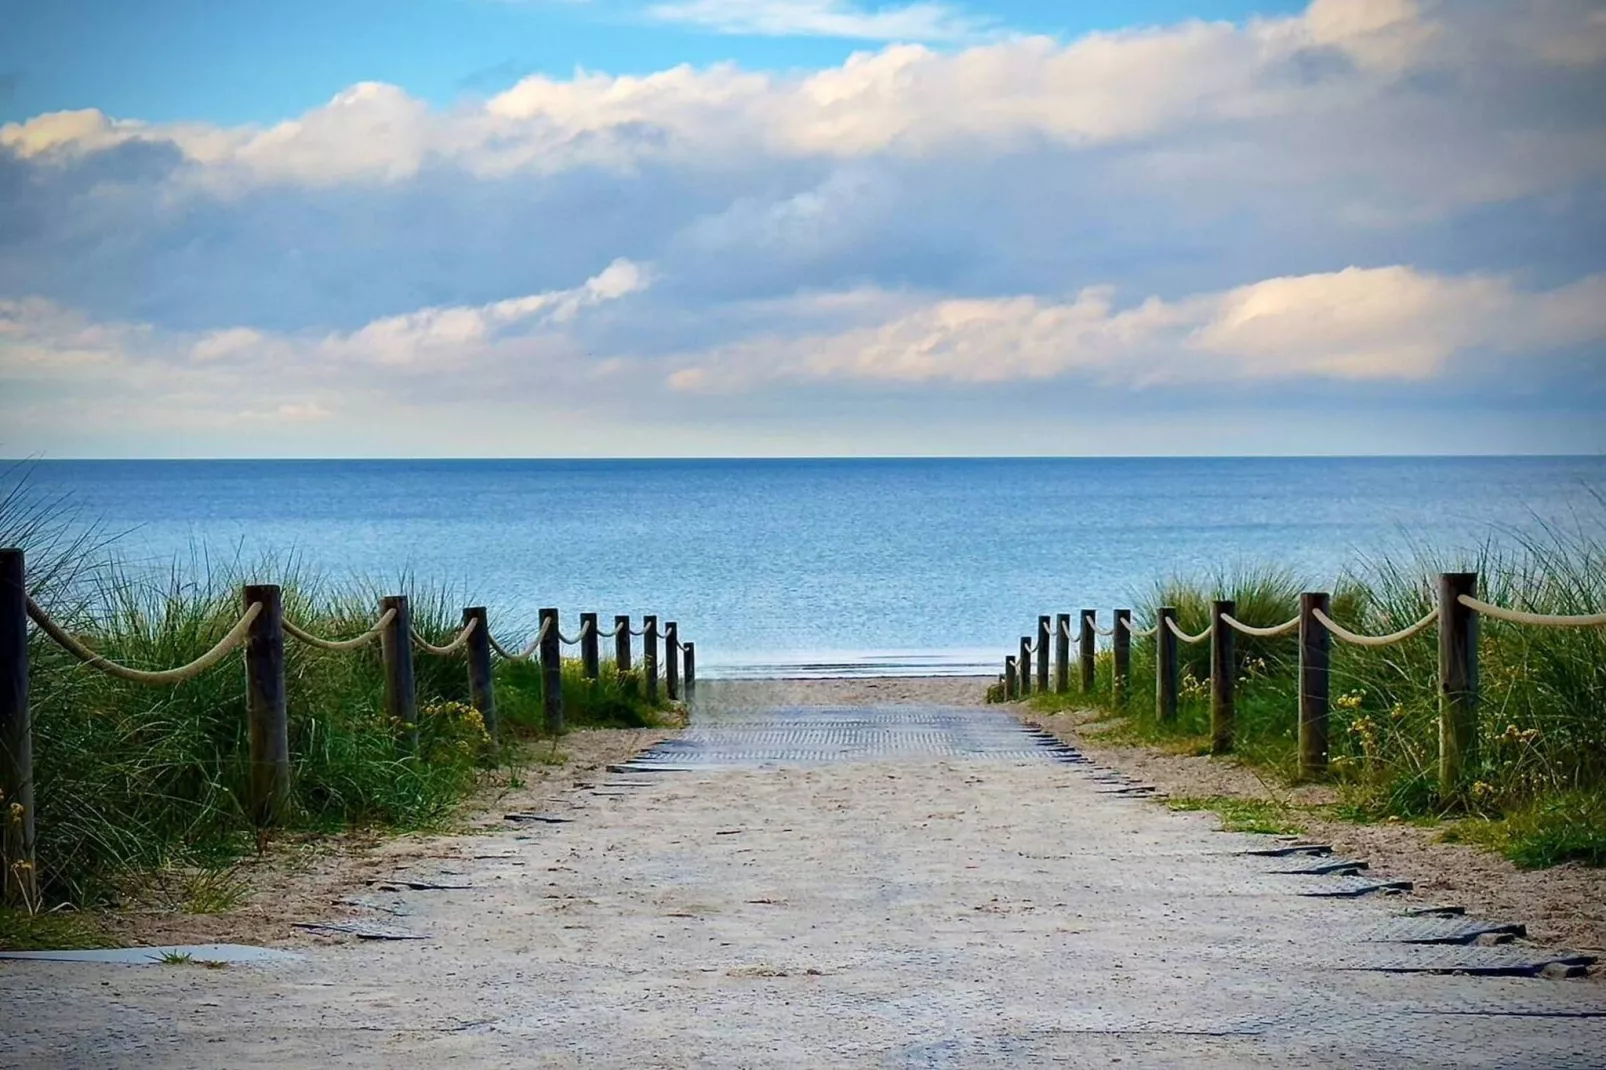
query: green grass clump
19 558 497 908
0 908 110 952
494 659 670 733
1166 796 1308 836
1440 789 1606 869
1010 502 1606 868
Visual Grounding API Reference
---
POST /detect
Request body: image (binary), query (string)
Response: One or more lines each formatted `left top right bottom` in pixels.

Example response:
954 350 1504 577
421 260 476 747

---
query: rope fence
993 571 1606 793
1312 607 1438 648
284 608 395 652
25 597 262 687
0 546 696 908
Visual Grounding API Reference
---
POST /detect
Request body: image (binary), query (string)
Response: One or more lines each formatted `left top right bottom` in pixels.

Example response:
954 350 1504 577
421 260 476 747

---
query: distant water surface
13 457 1605 677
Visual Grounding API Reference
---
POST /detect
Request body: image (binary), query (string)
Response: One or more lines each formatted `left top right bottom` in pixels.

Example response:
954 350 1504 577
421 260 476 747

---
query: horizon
9 452 1606 464
4 0 1604 456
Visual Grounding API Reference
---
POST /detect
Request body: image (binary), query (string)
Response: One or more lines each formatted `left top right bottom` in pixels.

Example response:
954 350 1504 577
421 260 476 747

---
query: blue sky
1 0 1603 457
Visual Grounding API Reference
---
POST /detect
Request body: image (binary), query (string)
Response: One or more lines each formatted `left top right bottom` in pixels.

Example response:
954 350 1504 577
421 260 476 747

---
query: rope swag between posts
993 575 1606 794
0 546 696 908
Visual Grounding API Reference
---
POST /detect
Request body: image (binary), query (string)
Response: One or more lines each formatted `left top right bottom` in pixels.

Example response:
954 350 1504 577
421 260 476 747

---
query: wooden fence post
1439 572 1479 796
1018 637 1032 697
1004 657 1017 700
1054 613 1071 693
1113 609 1132 706
1298 592 1329 779
615 615 632 674
1079 609 1096 694
0 548 35 908
665 621 680 700
1036 616 1050 693
1210 599 1235 755
683 642 696 694
1156 607 1179 723
464 606 496 737
540 607 564 734
243 584 288 828
581 612 600 681
644 615 659 703
379 595 417 748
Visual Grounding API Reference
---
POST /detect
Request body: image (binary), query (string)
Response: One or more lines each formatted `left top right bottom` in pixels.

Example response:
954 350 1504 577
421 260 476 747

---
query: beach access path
3 679 1603 1068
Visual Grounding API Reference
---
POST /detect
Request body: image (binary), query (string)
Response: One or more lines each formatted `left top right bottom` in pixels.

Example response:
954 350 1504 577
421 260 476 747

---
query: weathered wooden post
1210 599 1235 755
0 549 35 907
615 615 632 674
683 642 696 694
1054 613 1071 693
1156 606 1179 723
1036 616 1050 693
243 584 288 828
1018 637 1032 697
1004 656 1017 700
665 621 680 700
463 606 496 737
1439 572 1479 796
1113 609 1132 706
538 608 563 734
1298 592 1329 779
1079 609 1096 694
581 612 600 681
379 595 418 747
644 615 659 703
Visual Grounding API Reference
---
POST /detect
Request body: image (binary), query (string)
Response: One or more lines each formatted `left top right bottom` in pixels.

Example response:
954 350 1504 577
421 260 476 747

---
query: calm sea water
11 457 1605 677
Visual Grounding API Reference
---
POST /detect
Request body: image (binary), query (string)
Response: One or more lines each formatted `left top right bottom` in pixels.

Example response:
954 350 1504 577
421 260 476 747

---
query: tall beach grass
1018 502 1606 869
2 467 675 916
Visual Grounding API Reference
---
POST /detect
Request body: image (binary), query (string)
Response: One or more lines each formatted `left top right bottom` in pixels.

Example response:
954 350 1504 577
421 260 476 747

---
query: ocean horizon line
7 453 1601 465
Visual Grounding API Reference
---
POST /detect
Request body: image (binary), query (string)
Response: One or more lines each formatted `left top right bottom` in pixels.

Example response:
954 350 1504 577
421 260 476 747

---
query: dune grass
1014 511 1606 870
0 468 677 938
15 560 676 912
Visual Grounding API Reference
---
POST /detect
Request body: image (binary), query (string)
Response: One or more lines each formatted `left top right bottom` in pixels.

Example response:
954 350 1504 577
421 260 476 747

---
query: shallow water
14 456 1605 675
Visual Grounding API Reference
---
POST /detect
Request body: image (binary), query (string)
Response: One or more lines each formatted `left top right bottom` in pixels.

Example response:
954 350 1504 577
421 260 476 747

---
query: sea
8 457 1604 678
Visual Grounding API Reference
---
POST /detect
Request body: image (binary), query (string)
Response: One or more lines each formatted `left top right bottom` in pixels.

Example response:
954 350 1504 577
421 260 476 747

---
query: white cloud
646 0 993 42
191 327 267 361
2 0 1603 456
666 267 1606 390
0 261 651 433
3 0 1598 199
317 258 649 365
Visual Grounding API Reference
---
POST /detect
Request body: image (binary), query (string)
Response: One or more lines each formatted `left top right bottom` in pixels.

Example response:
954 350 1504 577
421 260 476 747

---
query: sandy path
4 684 1603 1068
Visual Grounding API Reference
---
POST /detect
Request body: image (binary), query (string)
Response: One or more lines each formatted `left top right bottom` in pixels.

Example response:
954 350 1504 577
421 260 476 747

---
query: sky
1 0 1603 458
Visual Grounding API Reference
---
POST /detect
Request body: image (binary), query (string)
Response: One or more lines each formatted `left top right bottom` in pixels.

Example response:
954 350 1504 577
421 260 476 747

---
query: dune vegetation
1011 508 1606 870
0 470 674 935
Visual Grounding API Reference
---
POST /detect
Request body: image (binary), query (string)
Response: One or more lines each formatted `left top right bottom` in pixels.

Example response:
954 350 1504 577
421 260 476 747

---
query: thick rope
1093 625 1116 637
1220 613 1301 638
487 634 534 661
284 608 395 652
557 618 594 646
1165 618 1213 644
1313 607 1438 647
412 617 478 656
1119 618 1158 639
597 621 625 639
27 598 262 686
488 616 551 661
1458 595 1606 628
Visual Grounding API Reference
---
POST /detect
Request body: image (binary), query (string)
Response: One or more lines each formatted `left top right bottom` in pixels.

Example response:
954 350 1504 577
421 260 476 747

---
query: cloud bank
1 0 1603 455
